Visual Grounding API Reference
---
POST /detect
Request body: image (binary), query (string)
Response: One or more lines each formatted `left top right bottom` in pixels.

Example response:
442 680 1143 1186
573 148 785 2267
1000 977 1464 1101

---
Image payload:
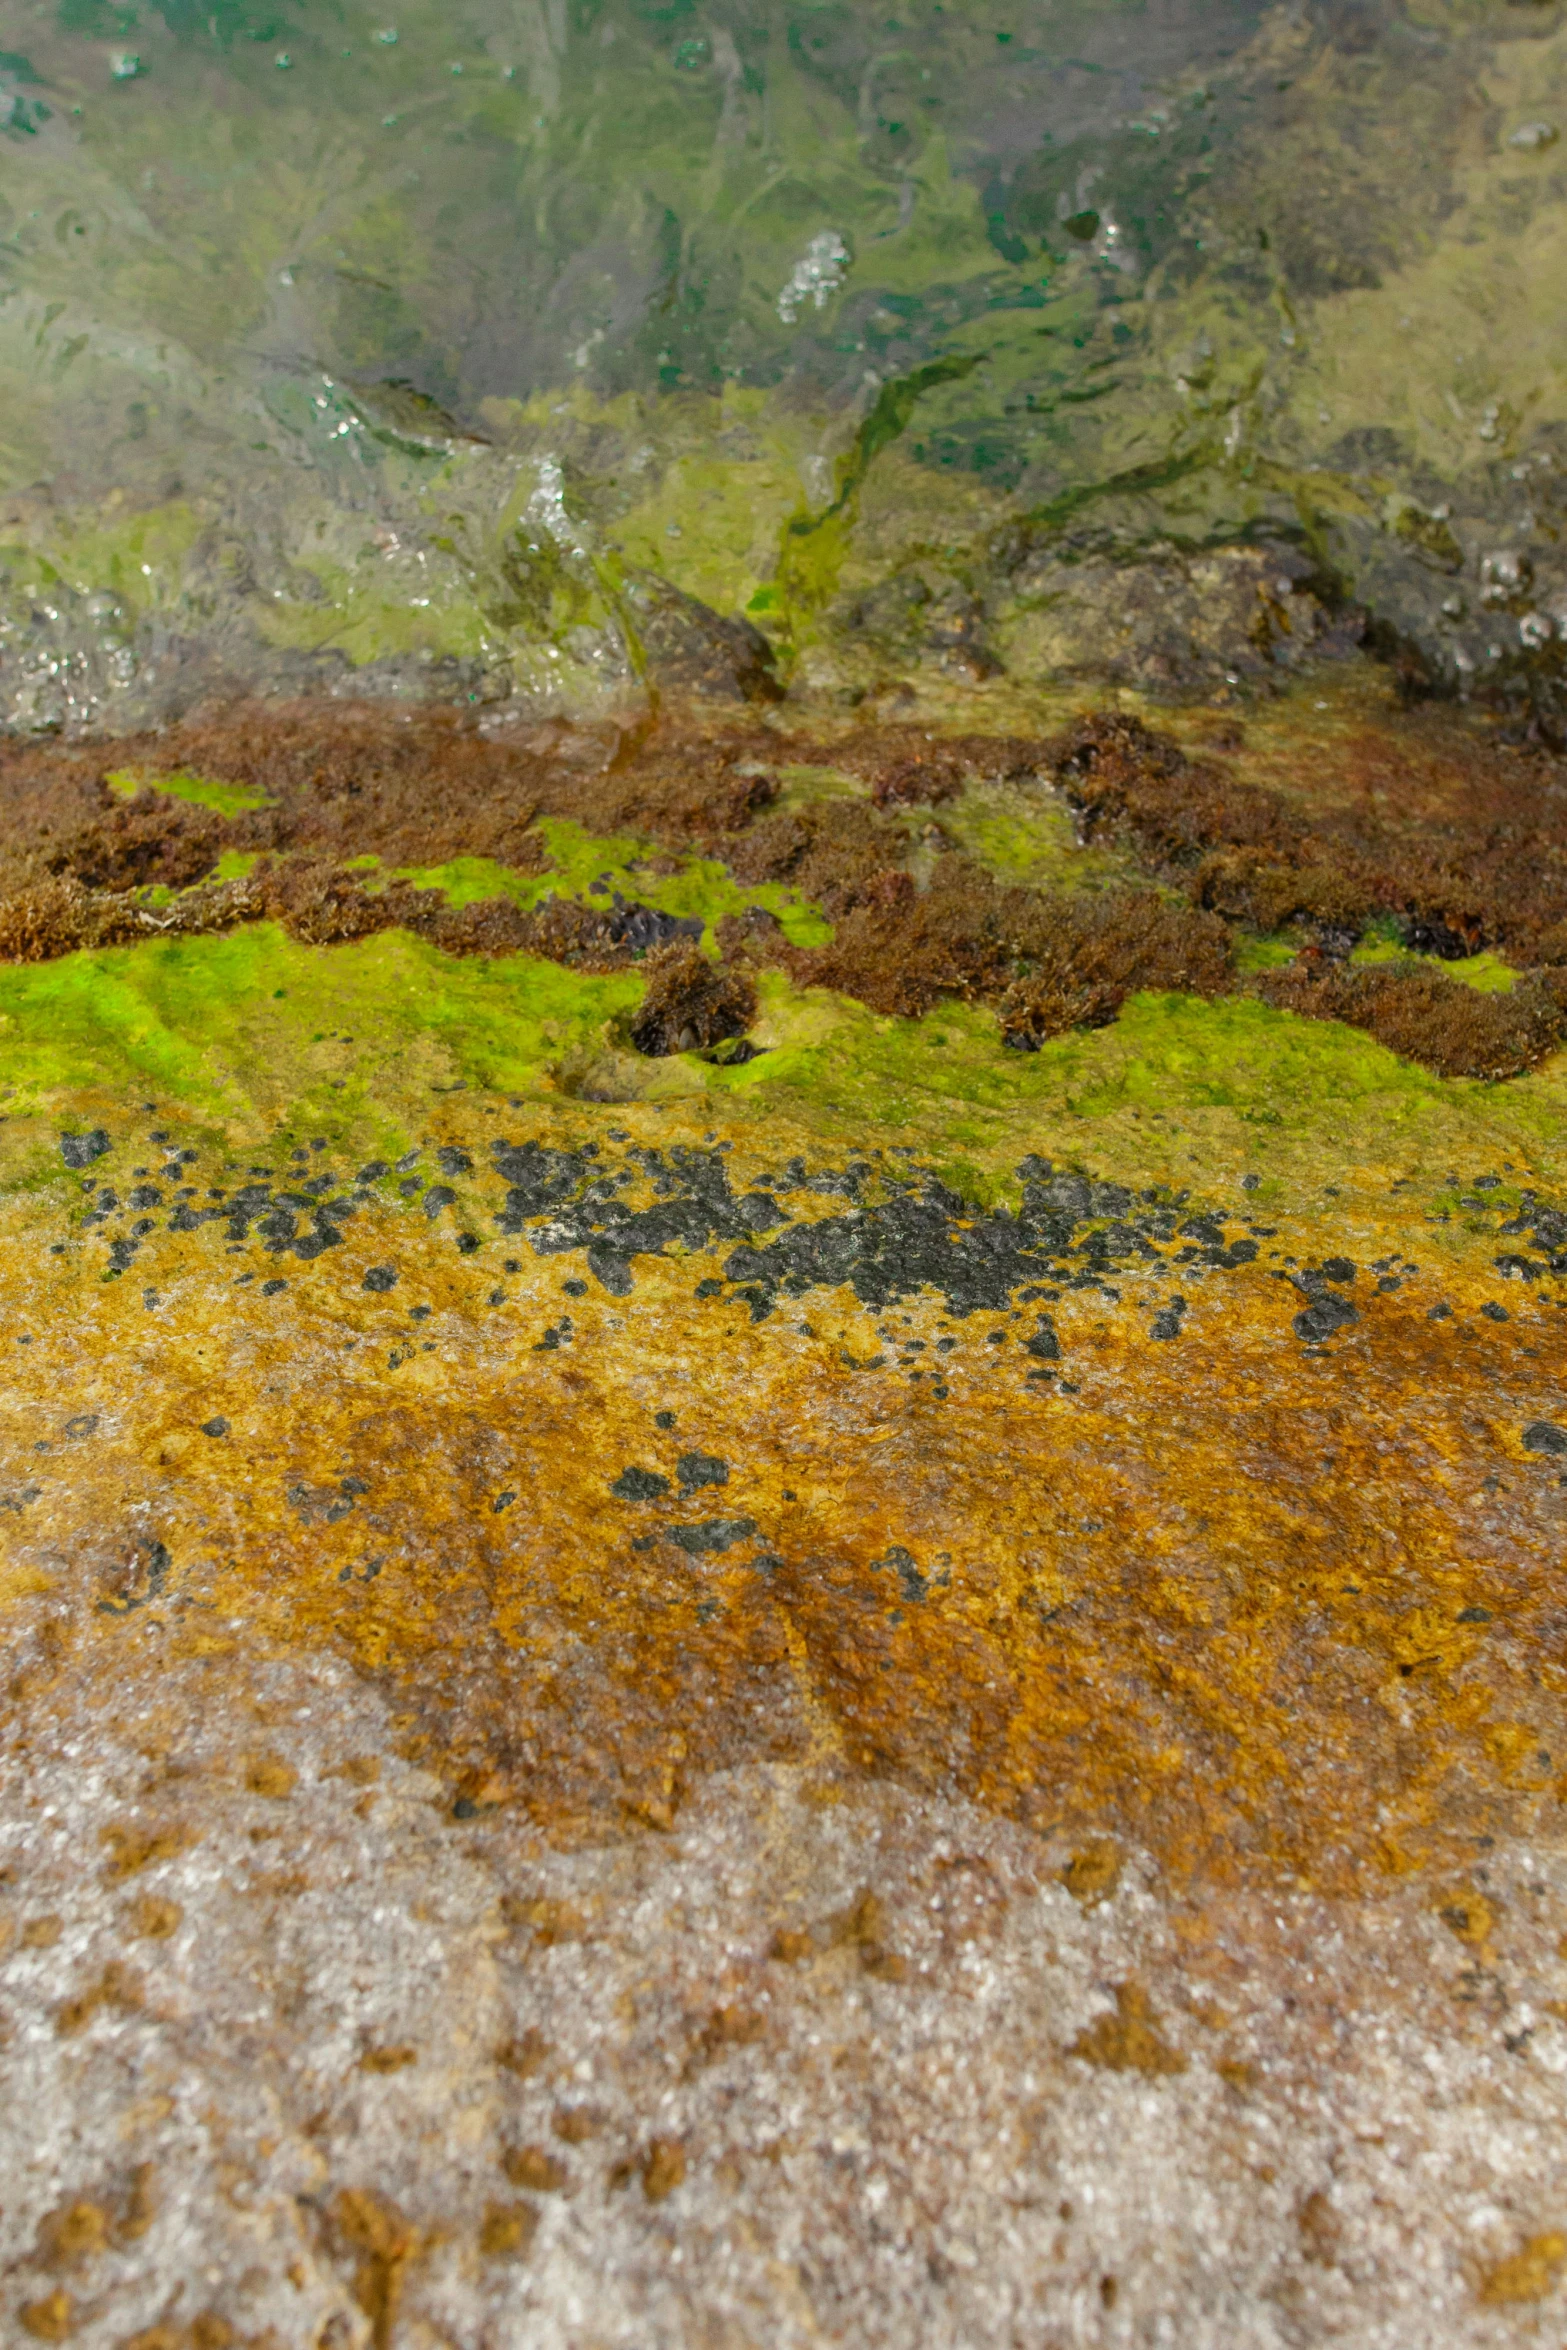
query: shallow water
1 1 1565 726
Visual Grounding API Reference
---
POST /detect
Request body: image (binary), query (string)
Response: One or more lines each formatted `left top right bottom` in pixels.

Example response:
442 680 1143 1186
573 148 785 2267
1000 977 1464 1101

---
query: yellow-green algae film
4 924 1565 1209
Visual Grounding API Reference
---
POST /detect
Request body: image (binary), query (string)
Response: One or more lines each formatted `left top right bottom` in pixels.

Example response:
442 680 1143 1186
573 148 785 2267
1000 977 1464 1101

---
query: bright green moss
107 768 274 818
394 817 833 947
3 929 1561 1215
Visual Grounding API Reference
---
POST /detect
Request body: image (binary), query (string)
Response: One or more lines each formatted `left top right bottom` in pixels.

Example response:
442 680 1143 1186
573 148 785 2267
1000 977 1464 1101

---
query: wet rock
622 570 781 704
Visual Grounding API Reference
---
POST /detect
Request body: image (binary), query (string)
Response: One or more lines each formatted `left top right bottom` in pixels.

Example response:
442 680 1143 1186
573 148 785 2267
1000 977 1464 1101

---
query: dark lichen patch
676 1452 729 1493
665 1518 757 1555
59 1129 109 1169
1293 1292 1359 1344
611 1467 670 1502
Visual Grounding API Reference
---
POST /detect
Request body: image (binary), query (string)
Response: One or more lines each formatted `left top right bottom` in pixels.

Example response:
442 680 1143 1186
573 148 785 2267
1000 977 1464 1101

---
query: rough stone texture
7 1638 1567 2347
4 1089 1567 2344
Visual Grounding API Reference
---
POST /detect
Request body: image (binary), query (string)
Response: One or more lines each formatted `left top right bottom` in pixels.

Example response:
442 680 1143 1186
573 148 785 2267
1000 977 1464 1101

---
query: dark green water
1 0 1564 728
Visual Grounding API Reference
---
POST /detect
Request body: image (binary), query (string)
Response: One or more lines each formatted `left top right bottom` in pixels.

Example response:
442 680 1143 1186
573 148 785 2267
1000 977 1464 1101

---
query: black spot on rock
1319 1258 1356 1284
655 1410 677 1429
665 1517 757 1554
63 1414 99 1440
128 1185 163 1209
611 1466 670 1502
1150 1308 1185 1341
436 1147 474 1176
1457 1606 1493 1623
874 1544 929 1602
677 1451 729 1492
587 1247 634 1297
261 1277 287 1295
424 1185 458 1219
60 1129 110 1170
363 1265 398 1292
293 1227 343 1261
456 1232 480 1254
96 1537 170 1616
201 1416 230 1439
287 1479 360 1526
357 1161 389 1183
1481 1302 1509 1322
1294 1293 1358 1342
1523 1421 1567 1456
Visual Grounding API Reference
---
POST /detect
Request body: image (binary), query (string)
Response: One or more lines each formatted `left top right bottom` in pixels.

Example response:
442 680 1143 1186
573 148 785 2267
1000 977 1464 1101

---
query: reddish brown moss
6 697 1567 1083
628 946 758 1057
1051 711 1567 960
722 796 913 917
783 856 1234 1023
1255 956 1567 1079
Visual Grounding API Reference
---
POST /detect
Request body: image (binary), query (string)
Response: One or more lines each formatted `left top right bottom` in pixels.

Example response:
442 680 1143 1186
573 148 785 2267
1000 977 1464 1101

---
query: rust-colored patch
1478 2231 1567 2305
55 1961 143 2037
358 2046 418 2075
327 2187 420 2349
496 2029 551 2077
17 2290 73 2344
478 2201 538 2259
1298 2189 1343 2267
38 2199 109 2268
6 1104 1567 1907
100 1824 190 1882
129 1895 182 1940
501 2145 568 2192
1060 1843 1121 1907
640 2138 688 2202
1069 1983 1187 2075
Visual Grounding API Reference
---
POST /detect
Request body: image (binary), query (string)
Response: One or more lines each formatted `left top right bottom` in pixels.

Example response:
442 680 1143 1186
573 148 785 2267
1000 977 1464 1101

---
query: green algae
1349 939 1520 994
939 786 1141 894
3 925 1562 1218
107 768 274 819
391 817 833 949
